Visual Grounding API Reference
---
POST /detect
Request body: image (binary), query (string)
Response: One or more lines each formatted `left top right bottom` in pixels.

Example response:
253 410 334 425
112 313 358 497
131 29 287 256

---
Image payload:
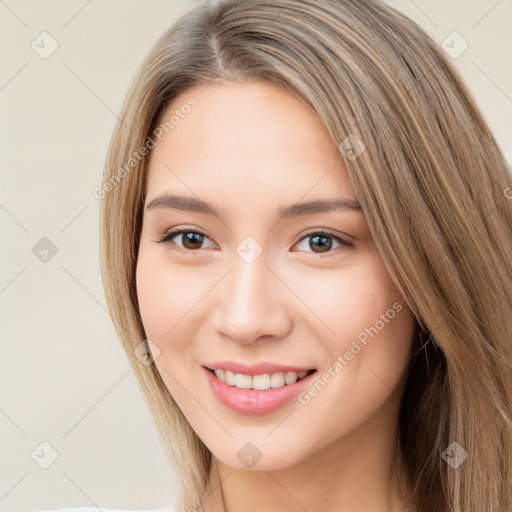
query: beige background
1 1 510 511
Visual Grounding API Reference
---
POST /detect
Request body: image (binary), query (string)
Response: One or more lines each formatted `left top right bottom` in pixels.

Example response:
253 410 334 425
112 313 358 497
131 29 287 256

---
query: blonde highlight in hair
99 1 512 510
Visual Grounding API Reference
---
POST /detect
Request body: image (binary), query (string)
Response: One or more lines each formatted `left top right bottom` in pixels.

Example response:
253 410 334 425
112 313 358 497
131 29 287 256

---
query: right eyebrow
145 194 216 214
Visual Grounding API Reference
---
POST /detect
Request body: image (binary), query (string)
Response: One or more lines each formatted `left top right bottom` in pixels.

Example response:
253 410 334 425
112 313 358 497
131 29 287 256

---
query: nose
211 252 293 345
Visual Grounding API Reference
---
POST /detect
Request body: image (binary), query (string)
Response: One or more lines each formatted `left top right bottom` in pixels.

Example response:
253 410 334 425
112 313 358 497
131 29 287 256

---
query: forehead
145 79 357 207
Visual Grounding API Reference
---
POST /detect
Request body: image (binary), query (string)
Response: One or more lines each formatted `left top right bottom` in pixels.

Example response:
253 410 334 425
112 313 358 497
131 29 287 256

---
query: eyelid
154 227 217 249
293 228 353 253
296 227 352 243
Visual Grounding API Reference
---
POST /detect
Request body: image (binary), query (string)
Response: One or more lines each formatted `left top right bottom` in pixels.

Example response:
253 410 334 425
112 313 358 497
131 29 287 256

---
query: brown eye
294 230 351 255
156 229 216 251
309 234 333 253
181 231 205 250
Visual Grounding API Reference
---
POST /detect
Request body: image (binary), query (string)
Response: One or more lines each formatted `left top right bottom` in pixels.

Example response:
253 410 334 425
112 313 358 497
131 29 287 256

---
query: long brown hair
99 1 512 510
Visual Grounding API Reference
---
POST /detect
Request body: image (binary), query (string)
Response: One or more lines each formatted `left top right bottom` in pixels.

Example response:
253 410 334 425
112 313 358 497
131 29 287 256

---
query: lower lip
203 367 316 415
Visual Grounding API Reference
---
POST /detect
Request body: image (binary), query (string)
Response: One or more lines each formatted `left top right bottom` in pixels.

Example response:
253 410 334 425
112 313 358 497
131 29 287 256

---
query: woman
99 0 512 510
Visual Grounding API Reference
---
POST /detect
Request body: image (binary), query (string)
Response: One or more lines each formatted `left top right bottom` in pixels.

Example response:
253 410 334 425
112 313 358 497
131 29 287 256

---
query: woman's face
136 79 417 470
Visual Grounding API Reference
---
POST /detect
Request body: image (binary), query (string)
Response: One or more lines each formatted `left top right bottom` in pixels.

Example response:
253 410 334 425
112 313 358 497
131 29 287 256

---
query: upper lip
203 361 316 376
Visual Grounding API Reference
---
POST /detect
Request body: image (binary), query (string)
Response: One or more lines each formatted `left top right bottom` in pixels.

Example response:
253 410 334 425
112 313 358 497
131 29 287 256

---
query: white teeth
284 371 298 385
235 373 252 389
225 370 236 385
212 369 311 389
270 372 285 388
252 374 271 390
214 369 225 382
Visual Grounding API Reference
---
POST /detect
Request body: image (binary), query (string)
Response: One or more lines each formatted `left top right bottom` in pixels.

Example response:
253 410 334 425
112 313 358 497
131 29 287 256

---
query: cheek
287 260 407 346
293 254 415 386
135 252 203 405
292 269 415 453
331 283 410 358
135 250 201 351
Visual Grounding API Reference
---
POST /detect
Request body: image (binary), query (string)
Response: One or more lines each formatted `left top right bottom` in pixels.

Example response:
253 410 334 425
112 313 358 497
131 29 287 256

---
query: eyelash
155 228 352 256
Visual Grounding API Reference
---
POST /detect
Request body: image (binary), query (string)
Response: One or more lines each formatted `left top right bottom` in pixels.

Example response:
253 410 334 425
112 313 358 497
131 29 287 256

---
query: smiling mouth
205 367 317 390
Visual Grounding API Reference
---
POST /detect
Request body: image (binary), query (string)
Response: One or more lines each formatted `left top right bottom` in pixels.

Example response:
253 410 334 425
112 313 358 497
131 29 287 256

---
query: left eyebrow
145 193 362 219
279 198 362 218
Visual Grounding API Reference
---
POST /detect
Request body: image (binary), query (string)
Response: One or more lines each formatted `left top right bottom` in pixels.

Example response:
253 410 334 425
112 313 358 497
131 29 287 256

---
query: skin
136 79 418 512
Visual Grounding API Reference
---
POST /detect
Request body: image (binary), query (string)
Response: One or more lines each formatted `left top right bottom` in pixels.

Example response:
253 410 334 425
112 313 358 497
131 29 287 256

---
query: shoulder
41 506 178 512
